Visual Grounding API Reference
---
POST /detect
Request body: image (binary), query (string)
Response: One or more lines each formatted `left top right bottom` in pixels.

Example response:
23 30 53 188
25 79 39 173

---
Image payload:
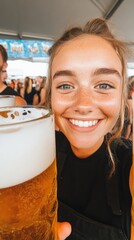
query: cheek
51 91 65 117
102 96 121 121
51 93 61 112
51 87 70 114
51 94 60 128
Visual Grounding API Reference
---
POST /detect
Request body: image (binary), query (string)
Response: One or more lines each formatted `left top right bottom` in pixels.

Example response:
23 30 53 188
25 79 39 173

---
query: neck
71 137 104 158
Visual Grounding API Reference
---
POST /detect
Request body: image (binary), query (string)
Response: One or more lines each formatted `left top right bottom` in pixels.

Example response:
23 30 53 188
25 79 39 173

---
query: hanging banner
0 39 54 60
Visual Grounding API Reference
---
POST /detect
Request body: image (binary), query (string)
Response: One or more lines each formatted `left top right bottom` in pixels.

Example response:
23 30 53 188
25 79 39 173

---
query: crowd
0 44 47 106
6 76 47 106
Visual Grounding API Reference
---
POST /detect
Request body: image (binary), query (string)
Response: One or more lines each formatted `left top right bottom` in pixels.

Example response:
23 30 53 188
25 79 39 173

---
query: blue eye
96 83 113 89
57 84 72 90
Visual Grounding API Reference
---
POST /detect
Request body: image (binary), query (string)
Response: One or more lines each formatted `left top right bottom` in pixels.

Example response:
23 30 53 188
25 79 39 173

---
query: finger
57 222 72 240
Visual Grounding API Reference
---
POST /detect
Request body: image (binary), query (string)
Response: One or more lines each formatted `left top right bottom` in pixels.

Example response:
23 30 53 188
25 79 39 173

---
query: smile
69 119 98 127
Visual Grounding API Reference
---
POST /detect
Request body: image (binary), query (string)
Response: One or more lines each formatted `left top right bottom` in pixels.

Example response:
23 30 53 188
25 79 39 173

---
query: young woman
33 76 47 106
22 76 37 105
47 18 133 240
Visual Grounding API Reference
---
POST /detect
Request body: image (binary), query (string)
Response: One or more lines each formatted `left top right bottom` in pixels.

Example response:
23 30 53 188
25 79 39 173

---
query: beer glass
0 106 57 240
0 95 15 107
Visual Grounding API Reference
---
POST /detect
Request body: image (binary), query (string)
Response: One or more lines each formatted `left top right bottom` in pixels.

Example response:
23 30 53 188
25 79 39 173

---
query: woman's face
51 35 123 157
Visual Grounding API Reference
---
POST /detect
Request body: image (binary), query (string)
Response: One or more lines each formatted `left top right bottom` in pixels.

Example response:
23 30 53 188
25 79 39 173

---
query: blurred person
0 45 26 106
33 76 47 106
22 76 37 105
16 81 24 97
0 68 8 85
8 79 15 89
128 76 134 98
122 75 134 140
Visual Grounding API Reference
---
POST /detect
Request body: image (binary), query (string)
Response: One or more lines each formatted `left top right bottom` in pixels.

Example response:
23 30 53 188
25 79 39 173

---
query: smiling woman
46 18 133 240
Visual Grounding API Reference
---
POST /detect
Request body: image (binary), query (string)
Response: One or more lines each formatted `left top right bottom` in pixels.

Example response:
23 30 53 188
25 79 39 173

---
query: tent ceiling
0 0 132 41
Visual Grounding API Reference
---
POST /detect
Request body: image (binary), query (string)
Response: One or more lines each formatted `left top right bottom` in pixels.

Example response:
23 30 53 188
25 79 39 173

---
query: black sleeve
0 86 20 96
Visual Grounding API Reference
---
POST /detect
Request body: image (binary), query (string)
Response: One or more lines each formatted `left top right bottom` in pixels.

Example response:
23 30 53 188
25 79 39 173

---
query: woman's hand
57 222 72 240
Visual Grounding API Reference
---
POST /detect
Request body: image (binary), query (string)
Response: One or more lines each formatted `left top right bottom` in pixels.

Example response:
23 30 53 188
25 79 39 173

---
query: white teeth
69 119 98 127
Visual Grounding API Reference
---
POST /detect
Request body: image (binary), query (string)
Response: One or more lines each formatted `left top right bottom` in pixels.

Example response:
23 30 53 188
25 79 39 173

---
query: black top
0 86 20 96
35 87 44 103
24 87 36 105
56 131 132 236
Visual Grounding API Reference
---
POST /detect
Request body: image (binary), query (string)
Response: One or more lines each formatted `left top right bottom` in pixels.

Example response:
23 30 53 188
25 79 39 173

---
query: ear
3 62 8 69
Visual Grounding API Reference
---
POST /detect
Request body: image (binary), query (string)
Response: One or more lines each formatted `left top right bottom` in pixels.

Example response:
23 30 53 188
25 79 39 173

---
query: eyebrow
53 70 75 79
93 68 121 79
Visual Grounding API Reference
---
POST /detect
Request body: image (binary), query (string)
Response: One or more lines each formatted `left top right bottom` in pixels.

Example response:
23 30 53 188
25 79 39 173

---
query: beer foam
0 107 55 188
0 107 49 125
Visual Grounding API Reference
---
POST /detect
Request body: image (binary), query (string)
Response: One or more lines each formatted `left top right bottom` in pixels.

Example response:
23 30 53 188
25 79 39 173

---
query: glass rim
0 95 15 98
0 105 53 127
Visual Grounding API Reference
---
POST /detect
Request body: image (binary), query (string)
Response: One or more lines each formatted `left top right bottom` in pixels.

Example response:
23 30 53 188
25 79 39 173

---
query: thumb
57 222 72 240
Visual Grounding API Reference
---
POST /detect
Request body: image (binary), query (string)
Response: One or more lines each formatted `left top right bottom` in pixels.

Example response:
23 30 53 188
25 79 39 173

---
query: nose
73 87 96 114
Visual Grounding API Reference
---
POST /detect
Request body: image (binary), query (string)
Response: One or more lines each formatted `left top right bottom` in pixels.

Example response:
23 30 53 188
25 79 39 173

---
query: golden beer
0 107 57 240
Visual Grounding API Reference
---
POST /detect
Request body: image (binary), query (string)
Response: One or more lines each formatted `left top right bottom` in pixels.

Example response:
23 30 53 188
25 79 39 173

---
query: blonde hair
47 18 130 177
24 77 33 94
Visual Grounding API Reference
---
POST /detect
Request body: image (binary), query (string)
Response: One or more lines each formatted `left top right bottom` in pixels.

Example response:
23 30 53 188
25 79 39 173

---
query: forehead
52 35 122 75
56 35 118 59
63 33 114 47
